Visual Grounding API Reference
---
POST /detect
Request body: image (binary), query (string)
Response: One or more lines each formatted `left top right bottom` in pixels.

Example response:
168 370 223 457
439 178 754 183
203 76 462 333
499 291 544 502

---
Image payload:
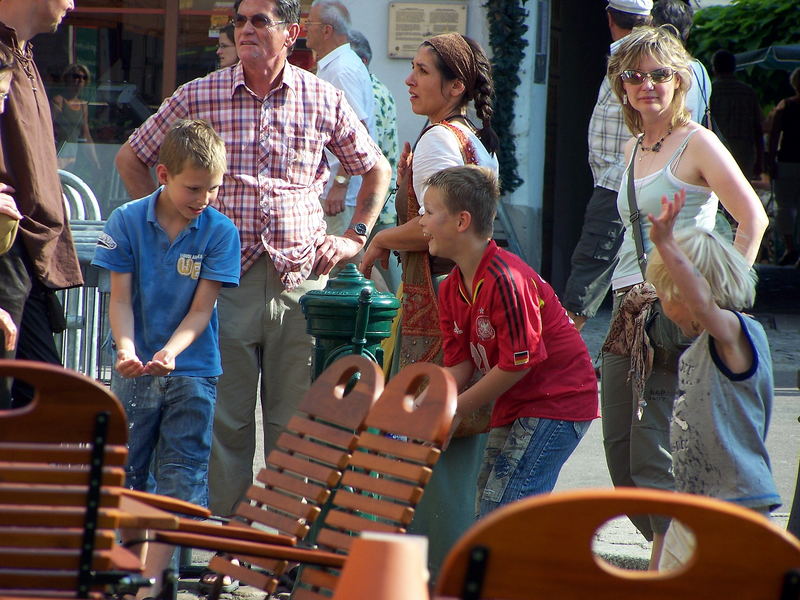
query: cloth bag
0 213 18 256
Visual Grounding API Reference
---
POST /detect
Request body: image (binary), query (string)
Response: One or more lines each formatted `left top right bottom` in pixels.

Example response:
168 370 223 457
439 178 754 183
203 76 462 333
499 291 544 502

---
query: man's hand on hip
313 234 364 275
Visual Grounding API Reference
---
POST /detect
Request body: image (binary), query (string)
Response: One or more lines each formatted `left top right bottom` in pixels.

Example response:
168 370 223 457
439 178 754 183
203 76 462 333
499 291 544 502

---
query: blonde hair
646 227 757 310
608 25 693 135
158 119 227 176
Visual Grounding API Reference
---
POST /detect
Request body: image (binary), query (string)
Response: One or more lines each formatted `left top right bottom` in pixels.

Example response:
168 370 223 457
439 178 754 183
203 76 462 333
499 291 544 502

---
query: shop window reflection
34 11 163 218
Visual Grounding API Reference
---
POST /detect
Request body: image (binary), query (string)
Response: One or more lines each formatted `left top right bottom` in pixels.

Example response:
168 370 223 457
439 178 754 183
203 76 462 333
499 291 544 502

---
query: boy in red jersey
420 165 599 517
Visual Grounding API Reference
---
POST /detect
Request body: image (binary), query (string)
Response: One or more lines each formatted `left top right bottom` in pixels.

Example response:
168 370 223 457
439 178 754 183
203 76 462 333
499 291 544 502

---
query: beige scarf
602 282 658 418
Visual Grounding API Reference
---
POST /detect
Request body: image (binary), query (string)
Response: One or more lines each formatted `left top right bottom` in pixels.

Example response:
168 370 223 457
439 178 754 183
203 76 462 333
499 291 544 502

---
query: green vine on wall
484 0 529 193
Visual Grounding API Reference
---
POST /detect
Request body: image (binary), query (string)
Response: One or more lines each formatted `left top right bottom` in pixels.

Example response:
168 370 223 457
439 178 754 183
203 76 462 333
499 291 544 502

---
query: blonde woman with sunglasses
600 25 767 569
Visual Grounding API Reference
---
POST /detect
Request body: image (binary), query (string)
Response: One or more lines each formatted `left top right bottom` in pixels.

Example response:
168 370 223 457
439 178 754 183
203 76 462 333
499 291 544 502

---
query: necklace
637 128 672 153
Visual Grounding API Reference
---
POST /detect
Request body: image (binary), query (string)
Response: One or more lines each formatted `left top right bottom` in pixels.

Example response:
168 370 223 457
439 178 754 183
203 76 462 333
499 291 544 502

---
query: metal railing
56 171 113 384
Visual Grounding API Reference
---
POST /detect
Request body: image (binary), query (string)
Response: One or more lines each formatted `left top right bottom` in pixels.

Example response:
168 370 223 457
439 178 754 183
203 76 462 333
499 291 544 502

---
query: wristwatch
348 222 369 237
334 174 349 185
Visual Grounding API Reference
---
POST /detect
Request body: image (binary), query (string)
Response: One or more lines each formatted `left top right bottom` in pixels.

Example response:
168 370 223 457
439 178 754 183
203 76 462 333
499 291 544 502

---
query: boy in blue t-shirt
92 119 239 593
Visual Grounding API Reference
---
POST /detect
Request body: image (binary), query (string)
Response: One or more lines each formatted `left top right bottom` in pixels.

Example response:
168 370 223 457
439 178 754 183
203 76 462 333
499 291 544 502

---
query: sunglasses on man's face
232 13 286 29
620 68 675 85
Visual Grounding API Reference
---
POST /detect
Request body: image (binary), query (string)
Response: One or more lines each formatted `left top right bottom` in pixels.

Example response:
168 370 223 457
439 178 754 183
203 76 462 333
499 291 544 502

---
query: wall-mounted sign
387 2 468 59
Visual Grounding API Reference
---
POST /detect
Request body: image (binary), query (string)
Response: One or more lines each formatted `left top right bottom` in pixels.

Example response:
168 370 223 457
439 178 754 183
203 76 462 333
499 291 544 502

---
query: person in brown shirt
0 0 83 408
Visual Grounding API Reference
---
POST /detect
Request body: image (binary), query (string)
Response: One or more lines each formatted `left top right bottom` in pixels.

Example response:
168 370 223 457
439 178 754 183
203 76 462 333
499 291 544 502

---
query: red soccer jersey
438 242 599 428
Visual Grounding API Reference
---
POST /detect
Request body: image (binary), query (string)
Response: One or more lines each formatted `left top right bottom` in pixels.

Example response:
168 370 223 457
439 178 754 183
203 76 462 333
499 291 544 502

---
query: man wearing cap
561 0 652 332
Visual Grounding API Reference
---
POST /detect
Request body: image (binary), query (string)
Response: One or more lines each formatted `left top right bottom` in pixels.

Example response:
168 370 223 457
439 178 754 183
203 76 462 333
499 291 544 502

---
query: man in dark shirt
710 49 765 179
0 0 83 408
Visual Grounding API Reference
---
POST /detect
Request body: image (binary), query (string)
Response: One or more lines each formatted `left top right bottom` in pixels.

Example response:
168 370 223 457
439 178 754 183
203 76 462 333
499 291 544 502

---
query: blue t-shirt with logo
92 187 240 376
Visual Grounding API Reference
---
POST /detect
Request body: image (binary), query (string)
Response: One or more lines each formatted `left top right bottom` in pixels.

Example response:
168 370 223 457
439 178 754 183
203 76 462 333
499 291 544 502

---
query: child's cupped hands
648 188 686 247
116 349 146 378
144 349 176 377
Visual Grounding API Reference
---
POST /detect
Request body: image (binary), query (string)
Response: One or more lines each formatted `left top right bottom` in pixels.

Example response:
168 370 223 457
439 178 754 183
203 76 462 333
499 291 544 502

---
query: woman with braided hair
359 32 498 580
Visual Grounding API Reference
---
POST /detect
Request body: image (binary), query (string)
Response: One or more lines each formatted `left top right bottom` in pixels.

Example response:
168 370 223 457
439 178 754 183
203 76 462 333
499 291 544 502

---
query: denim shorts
477 417 591 518
111 374 217 508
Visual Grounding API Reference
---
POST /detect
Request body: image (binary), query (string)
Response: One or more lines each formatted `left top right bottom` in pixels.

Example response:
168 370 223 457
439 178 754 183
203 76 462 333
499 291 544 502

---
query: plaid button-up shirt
587 38 631 193
587 77 631 193
128 62 382 290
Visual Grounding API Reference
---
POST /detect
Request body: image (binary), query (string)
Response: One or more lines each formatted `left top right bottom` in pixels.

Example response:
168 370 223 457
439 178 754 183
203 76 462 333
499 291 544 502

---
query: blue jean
477 417 591 518
112 374 217 507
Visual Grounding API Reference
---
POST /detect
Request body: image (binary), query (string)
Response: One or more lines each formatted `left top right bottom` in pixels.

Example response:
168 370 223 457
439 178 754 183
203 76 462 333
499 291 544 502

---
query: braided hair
422 35 499 155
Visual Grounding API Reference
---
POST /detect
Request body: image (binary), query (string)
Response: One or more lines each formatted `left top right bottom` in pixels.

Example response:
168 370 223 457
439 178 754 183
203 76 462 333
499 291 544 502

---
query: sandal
198 559 240 594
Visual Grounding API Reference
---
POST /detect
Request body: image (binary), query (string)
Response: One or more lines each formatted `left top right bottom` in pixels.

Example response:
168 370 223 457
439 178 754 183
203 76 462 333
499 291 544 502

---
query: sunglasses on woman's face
70 73 88 81
620 68 675 85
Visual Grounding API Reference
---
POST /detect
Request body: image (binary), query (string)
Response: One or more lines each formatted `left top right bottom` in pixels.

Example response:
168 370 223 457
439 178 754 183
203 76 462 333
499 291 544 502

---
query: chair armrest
152 531 345 568
117 488 212 518
172 519 296 546
117 495 180 530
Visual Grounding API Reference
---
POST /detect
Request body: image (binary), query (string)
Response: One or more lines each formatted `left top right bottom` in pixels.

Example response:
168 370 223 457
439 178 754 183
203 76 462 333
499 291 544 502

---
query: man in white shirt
306 0 375 237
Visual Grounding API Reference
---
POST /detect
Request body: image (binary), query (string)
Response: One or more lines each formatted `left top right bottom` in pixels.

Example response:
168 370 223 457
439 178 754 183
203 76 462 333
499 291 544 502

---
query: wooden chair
152 354 384 596
292 361 457 600
435 487 800 600
0 359 152 599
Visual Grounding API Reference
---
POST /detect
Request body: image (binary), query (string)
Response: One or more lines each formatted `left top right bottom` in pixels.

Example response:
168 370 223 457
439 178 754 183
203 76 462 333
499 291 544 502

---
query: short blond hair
158 119 227 176
608 25 693 136
646 227 757 310
424 165 499 237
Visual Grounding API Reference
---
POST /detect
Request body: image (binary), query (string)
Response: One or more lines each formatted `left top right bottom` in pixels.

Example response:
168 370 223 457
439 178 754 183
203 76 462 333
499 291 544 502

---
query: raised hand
648 188 686 247
397 142 413 182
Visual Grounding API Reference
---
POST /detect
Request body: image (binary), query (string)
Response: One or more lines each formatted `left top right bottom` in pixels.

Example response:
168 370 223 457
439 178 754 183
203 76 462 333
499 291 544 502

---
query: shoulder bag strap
626 141 648 279
437 120 480 165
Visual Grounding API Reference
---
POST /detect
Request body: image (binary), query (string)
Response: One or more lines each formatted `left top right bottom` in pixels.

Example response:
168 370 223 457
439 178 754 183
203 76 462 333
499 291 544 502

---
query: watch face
352 223 368 236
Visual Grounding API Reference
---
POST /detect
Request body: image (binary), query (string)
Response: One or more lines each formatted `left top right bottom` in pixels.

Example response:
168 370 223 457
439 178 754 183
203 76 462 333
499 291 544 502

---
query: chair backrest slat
255 469 330 505
208 553 278 592
338 470 423 504
347 451 433 484
0 464 125 486
0 443 128 465
0 548 115 570
356 430 442 463
331 488 415 523
284 415 359 450
0 484 122 508
266 451 342 487
233 502 310 539
276 431 352 469
0 506 121 529
0 527 116 550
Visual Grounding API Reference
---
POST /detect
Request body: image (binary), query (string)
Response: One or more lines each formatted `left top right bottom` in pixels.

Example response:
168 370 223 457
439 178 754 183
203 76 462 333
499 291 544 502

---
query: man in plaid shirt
115 0 390 515
561 0 651 332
